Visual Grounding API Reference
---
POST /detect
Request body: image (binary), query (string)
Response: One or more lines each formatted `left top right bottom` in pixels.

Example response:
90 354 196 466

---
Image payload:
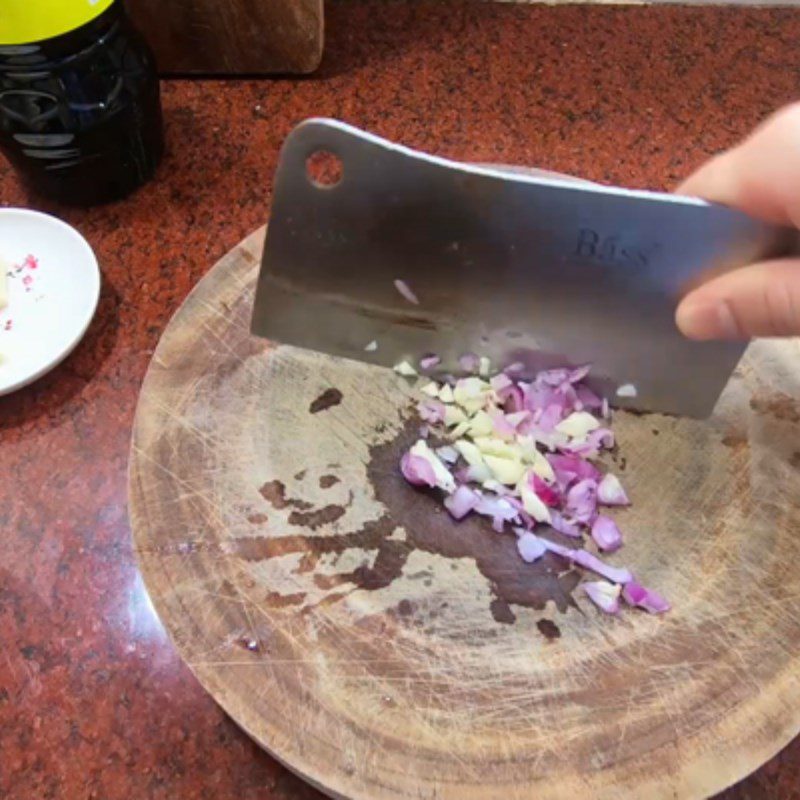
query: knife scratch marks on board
147 398 219 445
200 319 265 381
134 446 230 531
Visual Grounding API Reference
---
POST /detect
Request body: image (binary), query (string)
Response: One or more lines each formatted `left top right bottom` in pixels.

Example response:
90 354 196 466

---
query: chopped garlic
364 340 378 352
530 450 556 481
616 383 638 398
519 477 552 523
394 360 418 377
420 382 440 397
444 405 467 427
438 383 454 403
453 377 490 413
517 439 556 481
478 356 491 377
454 376 486 396
473 437 522 461
555 411 600 440
467 462 493 483
469 410 494 438
455 439 486 468
484 454 526 485
449 421 471 439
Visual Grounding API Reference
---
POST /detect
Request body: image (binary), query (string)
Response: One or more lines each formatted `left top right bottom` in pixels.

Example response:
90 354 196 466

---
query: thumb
675 258 800 340
675 103 800 339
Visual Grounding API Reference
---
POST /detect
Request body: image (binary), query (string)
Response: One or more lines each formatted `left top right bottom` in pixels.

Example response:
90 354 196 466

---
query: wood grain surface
129 227 800 799
126 0 323 74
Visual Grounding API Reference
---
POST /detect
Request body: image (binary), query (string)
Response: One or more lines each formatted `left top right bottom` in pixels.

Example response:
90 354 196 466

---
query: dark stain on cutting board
537 619 561 640
288 504 347 530
259 479 313 510
750 393 800 423
243 422 581 619
309 388 343 414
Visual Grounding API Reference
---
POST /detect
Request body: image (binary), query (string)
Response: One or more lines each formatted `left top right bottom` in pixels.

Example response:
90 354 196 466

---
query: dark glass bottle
0 1 164 206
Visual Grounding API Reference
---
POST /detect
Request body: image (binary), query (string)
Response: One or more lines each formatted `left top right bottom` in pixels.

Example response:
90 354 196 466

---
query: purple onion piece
591 515 623 552
622 581 671 614
400 453 436 487
517 532 547 563
444 485 480 520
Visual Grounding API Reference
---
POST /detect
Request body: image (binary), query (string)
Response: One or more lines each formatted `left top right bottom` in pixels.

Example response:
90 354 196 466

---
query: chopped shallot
364 340 378 352
571 549 633 585
419 353 441 370
444 485 479 519
490 373 513 393
548 453 601 487
517 531 547 563
591 515 622 552
400 453 436 487
474 494 520 531
531 473 560 507
565 479 597 524
397 360 668 618
549 510 583 538
622 581 670 614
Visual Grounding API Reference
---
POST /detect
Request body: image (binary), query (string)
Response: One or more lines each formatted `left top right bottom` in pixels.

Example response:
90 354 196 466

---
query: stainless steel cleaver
251 119 797 417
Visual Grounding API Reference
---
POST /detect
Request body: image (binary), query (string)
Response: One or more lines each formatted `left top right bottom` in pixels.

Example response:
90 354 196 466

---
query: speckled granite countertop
2 2 800 797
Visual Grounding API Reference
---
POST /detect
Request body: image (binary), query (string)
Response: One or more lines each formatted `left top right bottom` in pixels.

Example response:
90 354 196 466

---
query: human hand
675 103 800 340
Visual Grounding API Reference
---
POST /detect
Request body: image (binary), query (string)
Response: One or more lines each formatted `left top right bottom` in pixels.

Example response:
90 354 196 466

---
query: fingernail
676 297 741 340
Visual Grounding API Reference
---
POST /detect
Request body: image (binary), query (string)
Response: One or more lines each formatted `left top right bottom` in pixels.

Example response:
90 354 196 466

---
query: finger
675 258 800 340
677 102 800 228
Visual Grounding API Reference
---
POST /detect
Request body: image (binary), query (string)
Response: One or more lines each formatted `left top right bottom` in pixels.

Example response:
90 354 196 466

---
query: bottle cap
0 0 115 45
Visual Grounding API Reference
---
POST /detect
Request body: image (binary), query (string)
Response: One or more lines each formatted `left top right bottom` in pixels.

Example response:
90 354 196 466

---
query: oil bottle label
0 0 116 45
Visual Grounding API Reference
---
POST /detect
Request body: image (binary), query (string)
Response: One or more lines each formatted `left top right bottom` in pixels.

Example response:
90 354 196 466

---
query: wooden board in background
129 227 800 800
127 0 323 75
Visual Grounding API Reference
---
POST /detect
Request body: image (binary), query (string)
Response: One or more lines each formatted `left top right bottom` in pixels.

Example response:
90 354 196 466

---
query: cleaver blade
251 118 797 417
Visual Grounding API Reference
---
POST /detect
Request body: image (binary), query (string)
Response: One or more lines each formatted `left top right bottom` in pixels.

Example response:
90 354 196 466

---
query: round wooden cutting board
129 227 800 800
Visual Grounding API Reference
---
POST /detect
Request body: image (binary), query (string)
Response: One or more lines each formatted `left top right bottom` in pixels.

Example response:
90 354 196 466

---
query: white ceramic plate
0 208 100 396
